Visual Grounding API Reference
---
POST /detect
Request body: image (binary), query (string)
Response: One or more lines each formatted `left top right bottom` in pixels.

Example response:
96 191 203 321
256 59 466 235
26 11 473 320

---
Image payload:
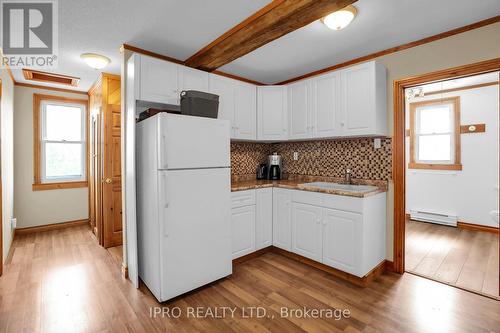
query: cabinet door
288 80 311 140
234 81 257 140
178 66 209 92
257 86 287 140
322 208 363 276
312 72 340 138
291 203 323 261
272 188 292 250
340 62 375 136
231 205 256 259
140 55 179 104
255 188 273 249
209 74 235 136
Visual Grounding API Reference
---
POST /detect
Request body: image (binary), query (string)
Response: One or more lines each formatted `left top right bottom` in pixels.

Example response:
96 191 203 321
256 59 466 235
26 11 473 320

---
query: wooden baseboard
384 260 395 272
121 264 129 279
232 246 273 265
271 247 387 287
15 219 90 235
457 221 499 234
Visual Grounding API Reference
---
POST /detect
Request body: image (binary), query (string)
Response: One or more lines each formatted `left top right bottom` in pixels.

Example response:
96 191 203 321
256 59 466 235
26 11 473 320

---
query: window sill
32 181 88 191
408 163 462 171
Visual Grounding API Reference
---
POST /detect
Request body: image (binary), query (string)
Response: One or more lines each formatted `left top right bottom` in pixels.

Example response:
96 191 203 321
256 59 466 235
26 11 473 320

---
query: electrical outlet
374 138 381 149
11 218 17 229
293 152 299 161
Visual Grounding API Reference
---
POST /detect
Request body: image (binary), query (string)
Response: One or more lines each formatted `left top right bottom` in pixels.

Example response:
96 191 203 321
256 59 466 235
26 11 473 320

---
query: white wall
13 86 89 228
1 70 14 264
405 85 499 227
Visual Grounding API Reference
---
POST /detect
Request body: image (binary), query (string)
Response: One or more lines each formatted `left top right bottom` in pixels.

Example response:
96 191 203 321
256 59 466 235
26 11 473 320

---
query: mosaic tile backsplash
231 138 392 181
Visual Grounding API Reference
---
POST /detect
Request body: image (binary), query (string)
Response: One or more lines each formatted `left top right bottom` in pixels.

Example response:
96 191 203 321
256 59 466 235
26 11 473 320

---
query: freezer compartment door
157 113 230 170
158 168 232 301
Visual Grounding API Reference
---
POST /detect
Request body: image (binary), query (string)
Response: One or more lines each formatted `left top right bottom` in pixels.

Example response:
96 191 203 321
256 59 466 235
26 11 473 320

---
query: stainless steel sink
299 182 378 193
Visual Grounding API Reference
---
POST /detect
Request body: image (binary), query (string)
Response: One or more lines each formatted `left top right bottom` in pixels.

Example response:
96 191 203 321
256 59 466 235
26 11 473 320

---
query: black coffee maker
256 163 267 180
267 153 283 180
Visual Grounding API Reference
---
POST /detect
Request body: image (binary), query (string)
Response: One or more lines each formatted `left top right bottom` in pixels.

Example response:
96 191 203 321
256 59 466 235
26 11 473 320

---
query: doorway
393 58 500 298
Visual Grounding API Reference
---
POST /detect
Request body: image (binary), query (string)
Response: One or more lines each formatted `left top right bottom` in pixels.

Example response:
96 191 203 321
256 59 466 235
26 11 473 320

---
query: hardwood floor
1 225 499 333
405 219 499 298
107 245 123 266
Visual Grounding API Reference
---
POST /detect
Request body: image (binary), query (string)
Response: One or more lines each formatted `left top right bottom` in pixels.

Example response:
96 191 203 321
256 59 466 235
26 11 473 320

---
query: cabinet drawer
291 189 363 213
231 190 256 208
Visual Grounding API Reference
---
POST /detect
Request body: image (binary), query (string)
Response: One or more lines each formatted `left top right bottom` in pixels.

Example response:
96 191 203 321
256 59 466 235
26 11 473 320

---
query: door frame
0 79 3 277
393 56 500 296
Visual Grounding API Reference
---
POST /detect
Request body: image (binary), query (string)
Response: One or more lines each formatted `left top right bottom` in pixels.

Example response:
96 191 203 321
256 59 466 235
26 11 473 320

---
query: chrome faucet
345 168 352 184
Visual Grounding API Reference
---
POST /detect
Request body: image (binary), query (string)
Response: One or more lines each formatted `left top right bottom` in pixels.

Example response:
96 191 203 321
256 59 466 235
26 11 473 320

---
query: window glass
45 104 82 141
45 143 83 178
418 106 451 134
418 135 451 161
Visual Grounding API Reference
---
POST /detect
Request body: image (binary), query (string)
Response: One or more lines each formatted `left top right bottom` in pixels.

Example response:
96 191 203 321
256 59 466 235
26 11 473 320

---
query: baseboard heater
409 210 458 227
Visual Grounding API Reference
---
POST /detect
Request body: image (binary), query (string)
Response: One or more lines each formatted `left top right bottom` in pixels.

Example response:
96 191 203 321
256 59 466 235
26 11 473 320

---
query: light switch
374 138 381 149
293 152 299 160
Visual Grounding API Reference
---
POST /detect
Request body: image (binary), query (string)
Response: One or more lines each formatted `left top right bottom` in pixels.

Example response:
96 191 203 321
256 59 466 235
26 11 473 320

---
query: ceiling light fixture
80 53 111 70
322 5 357 31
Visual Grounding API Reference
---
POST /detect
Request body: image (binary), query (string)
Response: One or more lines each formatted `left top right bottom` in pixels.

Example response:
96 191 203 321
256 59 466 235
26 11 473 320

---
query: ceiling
10 0 500 91
419 72 499 94
219 0 500 83
11 0 272 92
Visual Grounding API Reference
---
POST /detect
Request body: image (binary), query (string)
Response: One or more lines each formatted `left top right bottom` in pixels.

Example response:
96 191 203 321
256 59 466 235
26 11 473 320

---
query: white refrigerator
136 113 232 302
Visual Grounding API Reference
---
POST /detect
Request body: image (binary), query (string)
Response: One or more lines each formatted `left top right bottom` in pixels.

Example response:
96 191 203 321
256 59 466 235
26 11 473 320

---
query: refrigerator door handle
159 134 168 169
160 172 170 237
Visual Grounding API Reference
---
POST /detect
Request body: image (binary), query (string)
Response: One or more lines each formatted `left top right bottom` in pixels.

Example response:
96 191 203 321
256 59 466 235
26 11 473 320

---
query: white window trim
414 102 455 165
40 100 86 183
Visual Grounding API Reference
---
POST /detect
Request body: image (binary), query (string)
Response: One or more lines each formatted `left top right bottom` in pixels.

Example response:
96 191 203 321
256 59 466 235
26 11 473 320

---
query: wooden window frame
33 94 89 191
408 96 462 171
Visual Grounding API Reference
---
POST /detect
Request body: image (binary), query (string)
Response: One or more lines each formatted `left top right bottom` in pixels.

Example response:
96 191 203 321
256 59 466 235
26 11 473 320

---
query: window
408 97 462 170
33 94 88 190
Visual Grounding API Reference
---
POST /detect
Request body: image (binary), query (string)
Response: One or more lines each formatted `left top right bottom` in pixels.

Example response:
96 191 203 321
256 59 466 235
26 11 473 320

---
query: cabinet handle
341 122 345 127
282 129 286 132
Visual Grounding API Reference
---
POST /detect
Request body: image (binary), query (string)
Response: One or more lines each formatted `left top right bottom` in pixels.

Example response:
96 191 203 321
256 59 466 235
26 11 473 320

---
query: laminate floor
405 219 499 298
1 225 499 333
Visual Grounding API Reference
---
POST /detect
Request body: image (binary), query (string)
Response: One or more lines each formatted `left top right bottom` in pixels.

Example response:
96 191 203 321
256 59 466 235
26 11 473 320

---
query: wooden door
102 76 122 248
291 202 323 261
88 81 103 242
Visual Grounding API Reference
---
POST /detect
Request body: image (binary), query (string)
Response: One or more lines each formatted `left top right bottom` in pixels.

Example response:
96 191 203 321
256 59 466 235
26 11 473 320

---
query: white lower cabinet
291 203 323 262
322 208 363 275
272 188 292 251
232 187 386 278
231 205 255 259
256 188 273 249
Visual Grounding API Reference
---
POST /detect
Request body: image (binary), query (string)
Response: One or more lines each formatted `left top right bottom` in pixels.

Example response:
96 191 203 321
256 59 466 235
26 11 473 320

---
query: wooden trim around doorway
393 57 500 279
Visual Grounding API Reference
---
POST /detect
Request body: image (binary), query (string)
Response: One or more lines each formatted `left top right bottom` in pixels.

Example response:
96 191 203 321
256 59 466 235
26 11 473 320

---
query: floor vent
409 210 458 227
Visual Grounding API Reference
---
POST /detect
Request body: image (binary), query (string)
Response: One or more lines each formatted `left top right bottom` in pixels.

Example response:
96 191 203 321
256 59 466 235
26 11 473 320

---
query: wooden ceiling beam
185 0 357 71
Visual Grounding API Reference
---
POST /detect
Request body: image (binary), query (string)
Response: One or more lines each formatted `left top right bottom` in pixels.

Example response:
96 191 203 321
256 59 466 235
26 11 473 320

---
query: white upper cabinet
288 80 312 140
340 61 387 137
209 74 235 128
178 66 209 92
311 71 341 138
209 74 257 140
234 81 257 140
257 86 288 141
139 55 180 104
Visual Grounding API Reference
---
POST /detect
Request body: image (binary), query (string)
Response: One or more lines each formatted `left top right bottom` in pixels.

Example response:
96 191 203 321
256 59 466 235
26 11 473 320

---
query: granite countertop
231 176 388 198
